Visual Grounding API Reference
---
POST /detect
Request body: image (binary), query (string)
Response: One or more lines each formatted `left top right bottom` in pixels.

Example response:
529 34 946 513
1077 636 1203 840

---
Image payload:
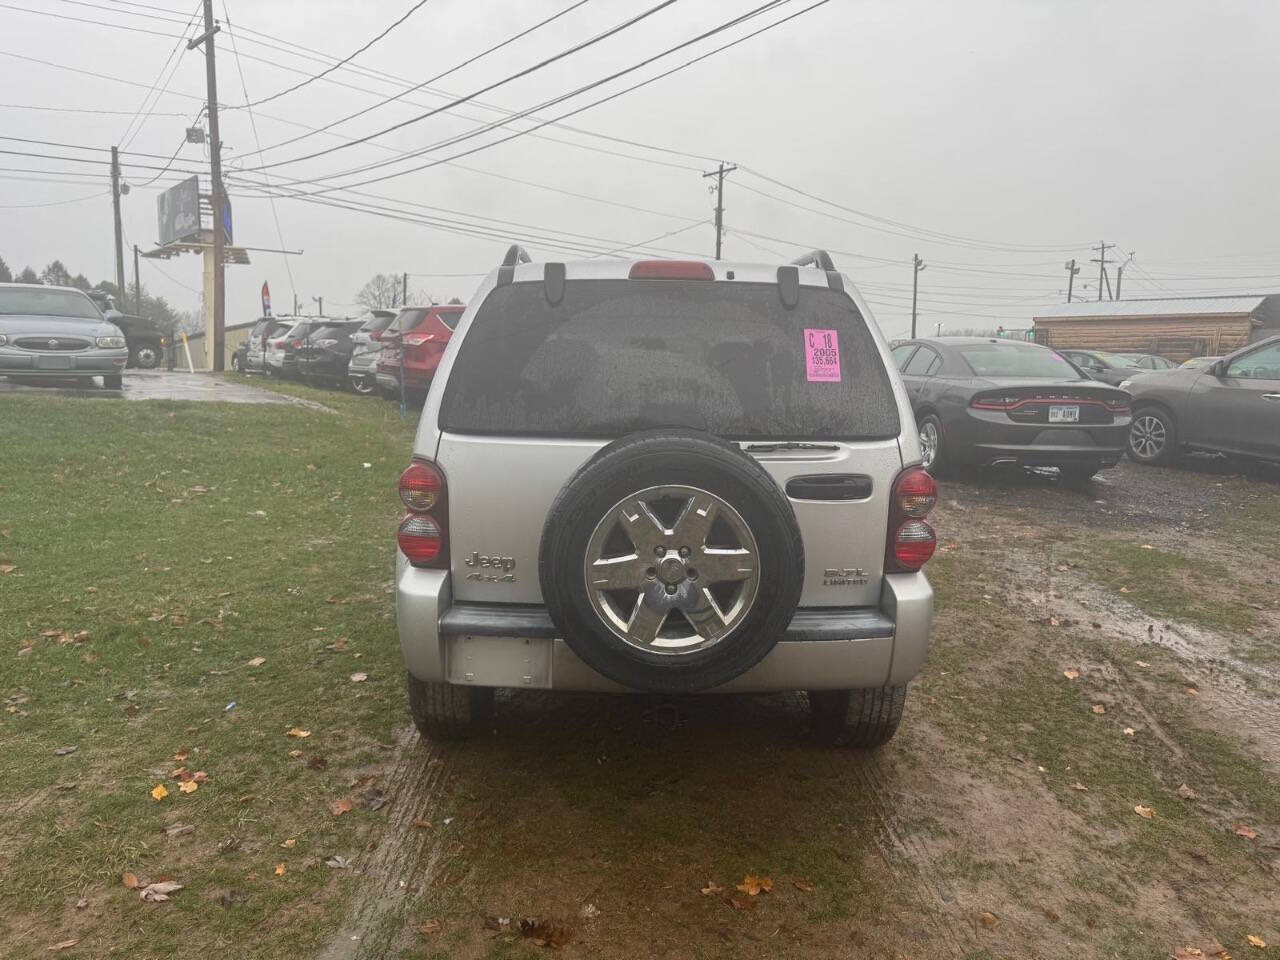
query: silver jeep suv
395 248 936 747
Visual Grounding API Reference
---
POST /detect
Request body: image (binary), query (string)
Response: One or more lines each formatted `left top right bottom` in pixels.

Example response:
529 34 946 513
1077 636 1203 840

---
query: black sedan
295 321 360 388
1056 348 1144 386
892 337 1132 481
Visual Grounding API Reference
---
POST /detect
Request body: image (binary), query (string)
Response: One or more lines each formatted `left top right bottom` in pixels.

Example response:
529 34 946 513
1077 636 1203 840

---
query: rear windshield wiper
743 441 840 453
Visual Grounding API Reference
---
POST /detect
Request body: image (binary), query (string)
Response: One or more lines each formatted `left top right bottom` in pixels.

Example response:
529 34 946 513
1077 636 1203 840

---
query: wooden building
1032 295 1280 362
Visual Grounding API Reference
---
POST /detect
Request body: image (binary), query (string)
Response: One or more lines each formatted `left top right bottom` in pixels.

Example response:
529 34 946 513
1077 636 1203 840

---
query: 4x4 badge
464 552 516 583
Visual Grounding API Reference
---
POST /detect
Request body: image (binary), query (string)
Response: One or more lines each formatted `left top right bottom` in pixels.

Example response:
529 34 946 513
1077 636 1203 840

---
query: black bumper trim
439 603 895 642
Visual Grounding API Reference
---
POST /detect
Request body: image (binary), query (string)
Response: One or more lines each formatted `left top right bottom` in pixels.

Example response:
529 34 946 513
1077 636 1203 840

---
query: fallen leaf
1177 784 1198 800
1233 823 1259 840
280 838 296 849
178 780 198 794
1049 616 1061 626
330 797 354 816
1063 669 1080 680
1135 660 1150 668
1141 544 1154 550
1186 687 1199 696
325 855 351 869
122 871 139 889
48 939 79 951
150 784 169 801
139 880 182 902
350 672 368 683
165 823 195 838
286 727 310 738
364 787 389 811
412 819 433 830
0 564 16 575
978 911 999 930
274 863 286 876
418 919 442 935
1135 804 1156 819
1071 781 1089 792
173 750 189 761
1247 935 1266 949
1092 704 1107 715
700 881 724 896
1124 727 1136 736
217 836 241 854
793 879 815 893
75 898 87 909
729 896 756 912
53 746 78 756
1173 948 1206 960
247 657 266 667
191 770 208 783
736 874 773 896
288 749 304 758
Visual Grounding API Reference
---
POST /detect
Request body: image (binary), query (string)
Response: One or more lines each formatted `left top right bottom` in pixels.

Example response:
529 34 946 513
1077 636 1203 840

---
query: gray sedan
1123 335 1280 465
0 284 129 389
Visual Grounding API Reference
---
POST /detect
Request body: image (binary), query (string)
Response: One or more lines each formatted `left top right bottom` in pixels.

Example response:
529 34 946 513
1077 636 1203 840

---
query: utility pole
110 146 125 299
133 244 141 315
1091 241 1112 302
1115 263 1124 300
1064 258 1080 302
402 272 408 306
189 0 225 370
910 253 926 338
312 295 323 316
701 161 737 261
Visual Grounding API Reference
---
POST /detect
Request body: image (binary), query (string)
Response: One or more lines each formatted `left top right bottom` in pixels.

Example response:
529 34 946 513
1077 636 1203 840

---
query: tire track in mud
317 726 455 960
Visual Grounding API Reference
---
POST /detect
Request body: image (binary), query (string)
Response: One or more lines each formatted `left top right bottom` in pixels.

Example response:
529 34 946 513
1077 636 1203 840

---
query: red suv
376 305 464 398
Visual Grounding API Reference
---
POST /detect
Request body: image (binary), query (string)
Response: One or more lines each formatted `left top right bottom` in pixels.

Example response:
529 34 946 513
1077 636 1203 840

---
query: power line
0 101 188 117
0 1 184 39
0 189 109 208
241 0 436 108
117 0 202 149
233 0 685 173
238 0 595 157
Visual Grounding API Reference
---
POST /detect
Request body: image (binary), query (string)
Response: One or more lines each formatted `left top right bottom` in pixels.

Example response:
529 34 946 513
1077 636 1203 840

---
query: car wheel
103 374 123 390
809 684 907 747
1128 406 1177 465
230 353 242 373
1058 463 1100 483
539 429 805 694
918 414 948 475
406 675 494 740
135 345 161 370
350 375 374 395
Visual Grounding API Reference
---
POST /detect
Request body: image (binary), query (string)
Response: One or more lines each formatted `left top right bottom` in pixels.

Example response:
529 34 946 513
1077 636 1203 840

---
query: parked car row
891 335 1280 475
232 304 464 399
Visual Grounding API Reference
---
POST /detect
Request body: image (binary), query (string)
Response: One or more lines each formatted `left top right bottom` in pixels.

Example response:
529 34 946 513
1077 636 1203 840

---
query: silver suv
395 249 936 747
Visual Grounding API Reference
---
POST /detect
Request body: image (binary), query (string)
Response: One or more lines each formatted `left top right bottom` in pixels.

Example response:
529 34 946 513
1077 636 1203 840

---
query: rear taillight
292 338 305 349
628 260 714 281
886 465 937 572
1105 397 1131 413
397 460 448 568
970 394 1016 410
269 337 286 348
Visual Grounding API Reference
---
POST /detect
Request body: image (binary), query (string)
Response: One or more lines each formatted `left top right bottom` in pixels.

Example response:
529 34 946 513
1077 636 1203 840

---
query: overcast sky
3 0 1279 338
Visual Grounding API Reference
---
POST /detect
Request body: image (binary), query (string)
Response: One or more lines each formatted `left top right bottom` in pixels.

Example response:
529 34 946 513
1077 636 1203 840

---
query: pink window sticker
803 328 841 382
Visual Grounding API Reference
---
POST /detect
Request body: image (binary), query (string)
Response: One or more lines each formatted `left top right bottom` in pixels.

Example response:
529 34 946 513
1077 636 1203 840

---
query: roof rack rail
502 244 532 267
791 249 836 271
789 249 844 293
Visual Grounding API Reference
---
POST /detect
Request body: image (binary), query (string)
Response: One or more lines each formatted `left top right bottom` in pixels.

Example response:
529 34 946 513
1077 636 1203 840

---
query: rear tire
406 675 494 740
350 375 374 395
1128 406 1177 465
230 353 242 373
918 414 950 476
809 684 907 747
103 374 123 390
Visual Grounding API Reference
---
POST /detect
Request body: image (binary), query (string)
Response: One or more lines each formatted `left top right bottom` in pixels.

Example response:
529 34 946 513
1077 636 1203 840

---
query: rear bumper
396 557 932 693
951 413 1129 467
974 442 1126 467
376 368 431 391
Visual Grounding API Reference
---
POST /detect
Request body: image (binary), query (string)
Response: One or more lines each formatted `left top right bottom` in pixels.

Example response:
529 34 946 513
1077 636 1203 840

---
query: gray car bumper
0 348 128 376
396 555 933 693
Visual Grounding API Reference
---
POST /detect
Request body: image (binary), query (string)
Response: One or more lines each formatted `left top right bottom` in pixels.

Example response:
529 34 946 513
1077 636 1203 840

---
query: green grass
0 385 416 957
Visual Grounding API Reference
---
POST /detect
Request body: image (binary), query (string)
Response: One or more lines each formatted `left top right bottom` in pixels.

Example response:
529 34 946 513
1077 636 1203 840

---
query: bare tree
355 273 404 311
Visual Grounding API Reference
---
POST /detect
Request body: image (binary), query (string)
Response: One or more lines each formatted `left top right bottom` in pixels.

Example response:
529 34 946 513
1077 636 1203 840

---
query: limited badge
804 328 841 382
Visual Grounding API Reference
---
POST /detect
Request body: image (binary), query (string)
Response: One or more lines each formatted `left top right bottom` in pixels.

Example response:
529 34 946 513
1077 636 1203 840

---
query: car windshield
439 279 900 440
0 287 102 319
1094 352 1141 368
958 344 1081 378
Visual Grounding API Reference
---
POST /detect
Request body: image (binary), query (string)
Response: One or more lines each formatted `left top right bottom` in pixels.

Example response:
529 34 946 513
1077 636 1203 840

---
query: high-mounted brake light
628 260 714 281
397 460 448 568
886 465 937 572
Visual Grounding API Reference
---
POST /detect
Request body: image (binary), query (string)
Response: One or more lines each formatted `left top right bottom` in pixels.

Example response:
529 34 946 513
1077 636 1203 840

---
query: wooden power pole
1064 258 1080 302
702 162 737 261
110 146 125 299
910 254 926 338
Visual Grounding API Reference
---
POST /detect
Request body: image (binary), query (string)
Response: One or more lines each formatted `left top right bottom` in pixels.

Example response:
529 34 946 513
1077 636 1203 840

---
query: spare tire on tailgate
539 429 804 693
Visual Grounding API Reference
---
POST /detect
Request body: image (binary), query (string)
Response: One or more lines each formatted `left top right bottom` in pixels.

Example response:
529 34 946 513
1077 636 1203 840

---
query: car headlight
96 336 127 348
1118 379 1132 391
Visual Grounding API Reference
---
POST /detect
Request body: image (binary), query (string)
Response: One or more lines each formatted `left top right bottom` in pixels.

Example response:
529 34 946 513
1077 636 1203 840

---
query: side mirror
1210 360 1226 377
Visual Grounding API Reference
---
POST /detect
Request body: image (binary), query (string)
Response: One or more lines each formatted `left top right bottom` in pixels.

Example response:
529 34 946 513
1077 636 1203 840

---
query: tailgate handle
785 474 872 501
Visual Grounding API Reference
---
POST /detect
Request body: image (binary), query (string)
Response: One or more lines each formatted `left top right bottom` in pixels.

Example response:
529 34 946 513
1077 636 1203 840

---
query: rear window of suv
438 279 900 440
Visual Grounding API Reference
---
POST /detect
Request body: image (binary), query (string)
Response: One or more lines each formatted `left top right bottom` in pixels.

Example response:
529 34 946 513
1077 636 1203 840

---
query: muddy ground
327 457 1280 960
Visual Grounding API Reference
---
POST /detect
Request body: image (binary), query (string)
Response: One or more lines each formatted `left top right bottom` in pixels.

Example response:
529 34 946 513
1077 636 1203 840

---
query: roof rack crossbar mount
791 249 836 271
502 244 533 267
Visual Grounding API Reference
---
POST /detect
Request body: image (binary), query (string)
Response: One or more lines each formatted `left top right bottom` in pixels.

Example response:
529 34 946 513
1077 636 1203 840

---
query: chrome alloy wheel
1129 414 1166 460
919 420 939 469
583 484 760 655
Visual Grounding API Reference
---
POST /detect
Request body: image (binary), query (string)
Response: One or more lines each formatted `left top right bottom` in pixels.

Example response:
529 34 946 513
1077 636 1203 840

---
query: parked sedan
346 310 397 395
0 283 129 389
1113 352 1177 371
1057 348 1145 386
265 318 327 378
295 321 360 388
243 317 292 374
1180 355 1222 370
893 337 1131 480
374 304 463 398
1123 335 1280 465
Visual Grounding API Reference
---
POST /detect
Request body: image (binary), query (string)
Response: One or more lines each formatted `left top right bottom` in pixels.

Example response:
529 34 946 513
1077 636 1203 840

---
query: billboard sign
157 176 200 246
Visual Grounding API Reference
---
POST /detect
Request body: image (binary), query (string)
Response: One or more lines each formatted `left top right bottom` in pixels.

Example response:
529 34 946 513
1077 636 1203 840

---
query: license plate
36 355 73 370
1048 405 1080 423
